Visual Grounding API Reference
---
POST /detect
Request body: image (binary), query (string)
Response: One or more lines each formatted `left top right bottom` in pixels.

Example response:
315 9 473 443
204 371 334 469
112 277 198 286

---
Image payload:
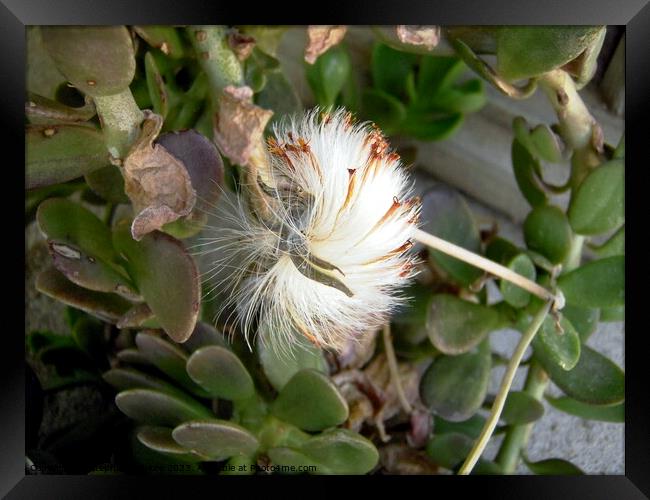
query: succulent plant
104 323 379 475
26 24 624 476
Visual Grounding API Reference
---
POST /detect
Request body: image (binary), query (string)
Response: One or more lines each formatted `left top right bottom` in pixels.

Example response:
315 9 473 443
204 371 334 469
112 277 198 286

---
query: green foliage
104 324 376 475
420 339 491 422
26 25 625 476
361 43 485 140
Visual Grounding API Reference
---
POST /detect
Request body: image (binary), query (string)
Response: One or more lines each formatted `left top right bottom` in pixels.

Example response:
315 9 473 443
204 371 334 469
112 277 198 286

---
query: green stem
458 299 553 475
494 236 584 473
187 26 244 103
495 360 548 473
93 88 144 160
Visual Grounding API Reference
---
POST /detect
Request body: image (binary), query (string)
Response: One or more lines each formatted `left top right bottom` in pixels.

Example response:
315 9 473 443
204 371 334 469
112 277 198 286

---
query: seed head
200 109 420 356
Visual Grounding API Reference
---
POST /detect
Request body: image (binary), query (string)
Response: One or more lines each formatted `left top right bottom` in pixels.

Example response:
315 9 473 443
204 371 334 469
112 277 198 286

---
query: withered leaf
396 25 441 50
304 26 347 64
213 85 273 167
122 110 196 240
228 31 256 62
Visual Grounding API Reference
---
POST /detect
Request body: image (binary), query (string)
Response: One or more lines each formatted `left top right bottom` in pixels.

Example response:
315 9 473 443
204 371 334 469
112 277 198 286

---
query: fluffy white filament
198 109 420 356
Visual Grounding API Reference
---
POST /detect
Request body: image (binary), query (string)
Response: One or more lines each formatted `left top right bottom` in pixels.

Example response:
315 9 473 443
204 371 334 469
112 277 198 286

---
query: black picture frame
7 1 648 497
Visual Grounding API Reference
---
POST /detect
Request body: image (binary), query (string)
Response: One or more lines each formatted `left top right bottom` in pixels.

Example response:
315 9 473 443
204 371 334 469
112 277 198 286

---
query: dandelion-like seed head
204 108 421 356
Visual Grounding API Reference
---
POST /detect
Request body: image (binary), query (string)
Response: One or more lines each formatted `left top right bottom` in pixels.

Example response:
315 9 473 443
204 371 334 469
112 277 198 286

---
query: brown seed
200 51 210 60
195 30 207 42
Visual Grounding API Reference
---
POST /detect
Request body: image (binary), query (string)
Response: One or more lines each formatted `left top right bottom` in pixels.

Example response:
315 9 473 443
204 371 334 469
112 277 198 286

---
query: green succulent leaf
266 447 321 474
26 124 109 189
133 26 186 59
113 222 201 343
496 26 604 81
561 304 600 342
523 204 573 264
400 109 464 141
511 138 548 208
536 345 624 405
529 124 563 163
137 426 205 462
371 43 419 98
361 88 407 134
500 253 537 308
181 322 229 354
426 294 501 355
420 185 483 287
568 160 624 236
36 266 131 323
523 457 584 475
37 198 117 262
135 333 210 398
420 339 491 421
84 165 129 204
272 370 348 431
258 331 328 392
115 388 212 427
186 346 255 401
500 391 545 425
600 305 625 323
532 314 581 371
172 419 259 461
425 432 472 469
41 26 136 96
433 414 485 439
298 428 379 475
545 395 624 423
306 44 351 108
557 256 624 308
103 367 197 402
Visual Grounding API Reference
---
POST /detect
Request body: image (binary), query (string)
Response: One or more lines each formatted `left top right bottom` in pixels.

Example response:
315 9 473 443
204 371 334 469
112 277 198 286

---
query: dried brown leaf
379 444 439 475
304 26 347 64
396 25 441 50
213 85 273 166
122 111 196 240
228 31 256 62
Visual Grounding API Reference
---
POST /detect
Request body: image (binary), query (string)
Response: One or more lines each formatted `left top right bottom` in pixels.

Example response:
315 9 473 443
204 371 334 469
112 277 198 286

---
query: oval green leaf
27 124 109 189
115 388 212 427
426 294 501 355
135 332 209 397
497 26 603 81
299 428 379 475
545 396 624 423
536 345 624 405
258 330 328 391
557 256 624 308
501 391 545 425
272 369 348 431
41 26 136 96
186 346 255 401
113 222 201 343
523 204 573 264
420 185 483 287
500 254 537 308
420 340 491 421
172 419 259 461
532 314 581 371
568 160 624 235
